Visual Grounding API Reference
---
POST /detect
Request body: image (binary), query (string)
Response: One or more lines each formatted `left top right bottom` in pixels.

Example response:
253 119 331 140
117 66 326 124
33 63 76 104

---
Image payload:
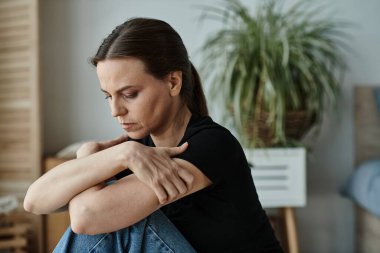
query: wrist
116 141 134 171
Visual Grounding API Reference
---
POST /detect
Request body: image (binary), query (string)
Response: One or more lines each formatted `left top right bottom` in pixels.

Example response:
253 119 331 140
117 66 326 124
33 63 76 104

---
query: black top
118 114 283 253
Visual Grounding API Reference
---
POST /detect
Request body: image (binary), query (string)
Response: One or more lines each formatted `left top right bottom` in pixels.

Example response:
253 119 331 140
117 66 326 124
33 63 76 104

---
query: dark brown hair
91 18 208 116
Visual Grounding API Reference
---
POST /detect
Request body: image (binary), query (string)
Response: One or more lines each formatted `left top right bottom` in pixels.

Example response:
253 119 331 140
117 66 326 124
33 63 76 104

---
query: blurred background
1 0 380 252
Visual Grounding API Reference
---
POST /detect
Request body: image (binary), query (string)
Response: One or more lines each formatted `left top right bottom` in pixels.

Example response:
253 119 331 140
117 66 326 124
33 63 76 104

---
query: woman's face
96 57 178 139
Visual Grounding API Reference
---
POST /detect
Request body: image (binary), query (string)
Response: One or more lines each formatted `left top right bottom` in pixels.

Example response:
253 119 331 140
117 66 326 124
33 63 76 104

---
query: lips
120 123 137 131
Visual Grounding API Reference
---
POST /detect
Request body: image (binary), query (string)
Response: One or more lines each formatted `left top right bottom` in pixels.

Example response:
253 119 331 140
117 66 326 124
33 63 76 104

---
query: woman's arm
23 142 129 214
24 138 192 215
68 158 211 235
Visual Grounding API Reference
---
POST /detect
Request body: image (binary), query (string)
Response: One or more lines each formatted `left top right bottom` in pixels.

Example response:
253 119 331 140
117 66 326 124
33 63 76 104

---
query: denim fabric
53 210 196 253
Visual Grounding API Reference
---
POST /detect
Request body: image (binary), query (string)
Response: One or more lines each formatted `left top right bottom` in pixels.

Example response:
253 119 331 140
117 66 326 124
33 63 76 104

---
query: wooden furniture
0 0 42 252
44 157 71 253
0 217 30 253
245 148 307 253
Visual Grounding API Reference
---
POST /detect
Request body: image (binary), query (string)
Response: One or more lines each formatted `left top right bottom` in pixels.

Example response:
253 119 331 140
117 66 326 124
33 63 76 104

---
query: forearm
68 176 159 235
24 143 129 214
68 159 209 235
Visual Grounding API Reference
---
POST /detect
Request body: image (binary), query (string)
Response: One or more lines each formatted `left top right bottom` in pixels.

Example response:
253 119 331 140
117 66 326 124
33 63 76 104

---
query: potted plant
200 0 348 148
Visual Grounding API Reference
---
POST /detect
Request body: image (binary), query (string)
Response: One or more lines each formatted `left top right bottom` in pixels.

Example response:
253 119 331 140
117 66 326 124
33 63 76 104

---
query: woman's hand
76 137 194 204
76 135 129 158
126 142 194 204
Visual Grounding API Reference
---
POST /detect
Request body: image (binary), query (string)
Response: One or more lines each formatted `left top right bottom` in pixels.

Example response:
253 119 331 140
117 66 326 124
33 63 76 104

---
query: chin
124 131 149 140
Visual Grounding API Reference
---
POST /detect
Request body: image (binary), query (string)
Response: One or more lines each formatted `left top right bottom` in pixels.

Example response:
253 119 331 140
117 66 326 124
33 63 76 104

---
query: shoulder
183 115 241 152
177 115 247 182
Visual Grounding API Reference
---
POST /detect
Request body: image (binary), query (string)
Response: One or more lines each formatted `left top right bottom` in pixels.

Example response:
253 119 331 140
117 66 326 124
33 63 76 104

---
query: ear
167 71 182 96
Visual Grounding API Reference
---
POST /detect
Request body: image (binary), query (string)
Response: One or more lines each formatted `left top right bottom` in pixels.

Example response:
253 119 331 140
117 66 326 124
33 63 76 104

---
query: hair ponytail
189 62 208 117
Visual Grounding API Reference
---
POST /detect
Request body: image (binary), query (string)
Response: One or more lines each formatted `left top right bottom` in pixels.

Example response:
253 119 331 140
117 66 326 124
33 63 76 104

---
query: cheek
137 93 171 124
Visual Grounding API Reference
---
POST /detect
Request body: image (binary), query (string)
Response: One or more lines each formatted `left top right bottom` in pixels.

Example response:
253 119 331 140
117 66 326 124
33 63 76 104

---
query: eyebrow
100 85 135 94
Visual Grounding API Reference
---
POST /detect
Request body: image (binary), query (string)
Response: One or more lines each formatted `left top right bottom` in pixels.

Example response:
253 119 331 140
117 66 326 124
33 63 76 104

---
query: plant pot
245 110 316 147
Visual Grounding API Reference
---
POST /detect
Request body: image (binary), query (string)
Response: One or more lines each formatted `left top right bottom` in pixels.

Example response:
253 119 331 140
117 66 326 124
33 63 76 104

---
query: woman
24 18 283 252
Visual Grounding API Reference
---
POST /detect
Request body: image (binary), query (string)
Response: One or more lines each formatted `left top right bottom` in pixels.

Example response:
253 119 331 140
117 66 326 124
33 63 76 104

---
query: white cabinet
244 148 306 208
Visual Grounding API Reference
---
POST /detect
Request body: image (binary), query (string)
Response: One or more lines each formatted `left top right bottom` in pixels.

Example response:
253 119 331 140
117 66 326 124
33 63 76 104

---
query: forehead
96 57 148 90
97 57 146 78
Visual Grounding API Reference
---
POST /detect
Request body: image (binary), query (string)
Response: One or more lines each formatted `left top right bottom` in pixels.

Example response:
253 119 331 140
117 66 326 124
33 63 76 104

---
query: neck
151 107 192 147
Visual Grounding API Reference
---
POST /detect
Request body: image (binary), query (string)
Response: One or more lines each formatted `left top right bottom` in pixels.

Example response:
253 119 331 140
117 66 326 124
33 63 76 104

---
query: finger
178 168 194 189
110 134 129 144
152 184 168 204
100 135 129 149
154 157 188 195
152 159 182 202
170 170 188 195
161 179 179 203
165 142 189 157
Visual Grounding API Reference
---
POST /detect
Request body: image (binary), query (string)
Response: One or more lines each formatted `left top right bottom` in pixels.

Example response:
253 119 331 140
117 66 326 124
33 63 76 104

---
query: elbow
69 199 97 235
70 208 91 234
23 198 35 214
24 198 44 215
71 220 89 235
24 186 44 215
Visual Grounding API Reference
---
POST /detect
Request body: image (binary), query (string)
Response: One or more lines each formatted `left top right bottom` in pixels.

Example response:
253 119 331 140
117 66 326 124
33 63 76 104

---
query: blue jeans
53 210 196 253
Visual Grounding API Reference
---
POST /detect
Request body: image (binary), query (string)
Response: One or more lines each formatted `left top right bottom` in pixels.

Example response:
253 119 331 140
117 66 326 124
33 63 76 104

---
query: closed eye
122 92 138 99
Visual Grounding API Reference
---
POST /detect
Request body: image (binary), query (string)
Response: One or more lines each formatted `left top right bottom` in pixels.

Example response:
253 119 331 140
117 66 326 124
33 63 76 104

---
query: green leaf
199 0 351 147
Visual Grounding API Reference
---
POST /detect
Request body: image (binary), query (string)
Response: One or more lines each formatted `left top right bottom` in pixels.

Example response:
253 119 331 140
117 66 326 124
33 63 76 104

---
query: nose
110 98 127 117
